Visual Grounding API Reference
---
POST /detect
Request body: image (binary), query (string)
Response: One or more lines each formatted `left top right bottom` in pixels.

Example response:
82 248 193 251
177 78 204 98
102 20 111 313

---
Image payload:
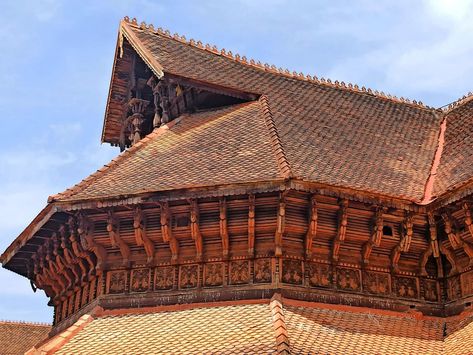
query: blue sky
0 0 472 323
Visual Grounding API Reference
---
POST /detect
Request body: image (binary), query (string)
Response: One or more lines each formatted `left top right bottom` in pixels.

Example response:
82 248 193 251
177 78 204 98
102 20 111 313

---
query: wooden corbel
189 199 203 261
52 233 77 290
391 212 413 273
248 194 255 256
32 252 58 298
362 207 384 265
332 199 349 262
44 239 68 293
275 192 287 257
159 201 179 262
133 206 155 264
60 223 87 284
68 216 96 279
77 213 108 274
38 245 63 298
420 213 443 277
305 194 318 258
219 198 229 258
107 211 130 266
442 211 473 264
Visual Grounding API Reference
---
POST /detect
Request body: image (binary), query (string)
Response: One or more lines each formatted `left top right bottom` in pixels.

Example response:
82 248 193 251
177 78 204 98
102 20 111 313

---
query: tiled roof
30 298 473 354
0 320 50 355
434 98 473 197
51 101 283 202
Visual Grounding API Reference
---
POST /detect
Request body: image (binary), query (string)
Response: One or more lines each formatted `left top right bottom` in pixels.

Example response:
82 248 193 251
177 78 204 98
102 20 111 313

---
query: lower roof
29 296 473 355
0 321 50 355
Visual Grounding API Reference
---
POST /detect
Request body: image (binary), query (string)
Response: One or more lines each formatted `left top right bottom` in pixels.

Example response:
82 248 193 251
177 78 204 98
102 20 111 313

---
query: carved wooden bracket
248 194 255 256
59 223 87 285
107 211 130 266
133 206 155 264
52 233 77 291
68 216 95 279
44 240 68 296
219 198 229 258
78 213 108 274
127 98 149 144
305 195 318 258
420 212 443 277
159 201 179 262
442 211 473 264
427 212 440 258
362 207 384 265
189 199 203 261
275 193 287 257
332 199 349 262
391 212 413 273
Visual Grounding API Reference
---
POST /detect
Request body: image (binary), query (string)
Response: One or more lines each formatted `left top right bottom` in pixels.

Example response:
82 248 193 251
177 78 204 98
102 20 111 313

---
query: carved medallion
447 275 461 301
107 270 127 294
254 259 272 283
155 266 175 290
461 270 473 297
308 263 332 288
229 260 250 285
422 279 438 302
180 264 199 289
88 278 96 302
204 263 224 287
336 268 361 291
363 271 390 295
131 268 151 292
282 259 303 285
393 276 418 298
81 282 89 306
74 290 81 312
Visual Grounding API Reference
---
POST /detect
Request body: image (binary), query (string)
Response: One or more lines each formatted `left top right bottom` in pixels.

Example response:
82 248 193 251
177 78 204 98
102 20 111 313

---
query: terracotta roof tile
0 320 50 355
51 101 282 202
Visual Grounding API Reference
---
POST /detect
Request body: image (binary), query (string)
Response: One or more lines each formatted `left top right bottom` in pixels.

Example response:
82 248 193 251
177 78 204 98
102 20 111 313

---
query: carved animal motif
77 213 107 274
133 206 155 264
442 212 473 265
305 195 318 258
68 216 96 279
60 223 88 284
362 207 384 265
219 198 229 258
107 211 130 266
332 199 349 262
189 199 203 261
391 213 413 273
159 202 179 262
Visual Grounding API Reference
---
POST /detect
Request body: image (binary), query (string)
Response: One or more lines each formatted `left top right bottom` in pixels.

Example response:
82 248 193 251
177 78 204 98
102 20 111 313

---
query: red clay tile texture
0 321 50 355
52 101 282 202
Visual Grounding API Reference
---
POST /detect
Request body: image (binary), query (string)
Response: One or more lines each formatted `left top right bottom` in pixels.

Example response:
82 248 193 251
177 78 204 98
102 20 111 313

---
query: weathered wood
133 206 155 264
361 207 384 265
78 213 108 274
107 211 130 266
332 199 348 262
189 199 203 261
442 211 473 264
390 213 413 273
159 201 179 262
305 195 318 258
248 194 256 256
219 198 229 258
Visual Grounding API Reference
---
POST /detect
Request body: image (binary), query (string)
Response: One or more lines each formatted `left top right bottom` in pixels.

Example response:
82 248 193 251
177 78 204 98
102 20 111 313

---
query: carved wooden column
305 195 318 258
157 78 170 124
127 98 150 145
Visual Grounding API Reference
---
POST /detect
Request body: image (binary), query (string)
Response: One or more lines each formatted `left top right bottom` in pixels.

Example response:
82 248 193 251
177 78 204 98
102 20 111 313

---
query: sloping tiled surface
116 24 442 202
285 305 445 354
55 304 277 355
0 321 50 355
445 313 473 354
434 99 473 197
52 101 281 202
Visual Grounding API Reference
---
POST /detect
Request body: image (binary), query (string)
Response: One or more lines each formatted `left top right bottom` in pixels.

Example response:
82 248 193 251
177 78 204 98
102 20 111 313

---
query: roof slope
51 101 283 202
434 98 473 197
30 298 473 354
0 321 50 355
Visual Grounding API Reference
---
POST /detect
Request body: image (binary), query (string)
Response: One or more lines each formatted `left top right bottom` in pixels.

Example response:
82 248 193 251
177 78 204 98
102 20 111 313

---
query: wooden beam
219 198 229 258
159 202 179 263
305 195 318 258
361 207 384 265
189 199 203 261
332 199 348 262
133 206 155 265
107 211 130 267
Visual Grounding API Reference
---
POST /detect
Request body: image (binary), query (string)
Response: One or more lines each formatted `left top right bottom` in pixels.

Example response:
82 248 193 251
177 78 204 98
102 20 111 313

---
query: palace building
2 16 473 354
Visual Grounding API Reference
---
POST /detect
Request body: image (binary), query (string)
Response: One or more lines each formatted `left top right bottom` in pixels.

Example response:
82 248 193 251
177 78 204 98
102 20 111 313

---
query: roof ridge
269 294 291 354
122 16 434 111
258 96 292 179
440 91 473 113
0 319 51 326
49 118 183 202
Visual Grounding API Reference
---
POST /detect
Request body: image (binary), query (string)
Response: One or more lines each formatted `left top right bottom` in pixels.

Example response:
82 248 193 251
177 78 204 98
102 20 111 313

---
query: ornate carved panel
155 266 175 290
179 265 199 289
131 268 151 292
363 271 390 295
81 282 89 307
282 259 303 285
336 267 361 291
393 276 418 298
422 279 439 302
447 275 461 301
254 259 272 284
106 270 128 294
308 263 332 288
229 260 250 285
461 270 473 297
204 263 224 287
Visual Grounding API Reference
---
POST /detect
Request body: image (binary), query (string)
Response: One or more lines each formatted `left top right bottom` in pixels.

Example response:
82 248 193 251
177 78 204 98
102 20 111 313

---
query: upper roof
0 320 50 355
27 296 473 355
55 17 473 205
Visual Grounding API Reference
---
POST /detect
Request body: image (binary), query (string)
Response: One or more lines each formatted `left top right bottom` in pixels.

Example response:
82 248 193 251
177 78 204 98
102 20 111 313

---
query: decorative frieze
393 276 417 299
308 262 331 288
107 270 128 294
282 259 303 285
179 264 199 289
336 267 361 292
422 279 438 302
447 275 461 301
204 263 224 287
155 266 175 290
254 259 272 283
229 260 250 285
131 268 151 292
363 271 390 295
461 270 473 297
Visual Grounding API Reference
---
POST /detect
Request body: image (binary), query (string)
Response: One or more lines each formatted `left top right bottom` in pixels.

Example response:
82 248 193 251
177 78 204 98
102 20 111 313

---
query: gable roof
0 321 50 355
50 100 285 202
